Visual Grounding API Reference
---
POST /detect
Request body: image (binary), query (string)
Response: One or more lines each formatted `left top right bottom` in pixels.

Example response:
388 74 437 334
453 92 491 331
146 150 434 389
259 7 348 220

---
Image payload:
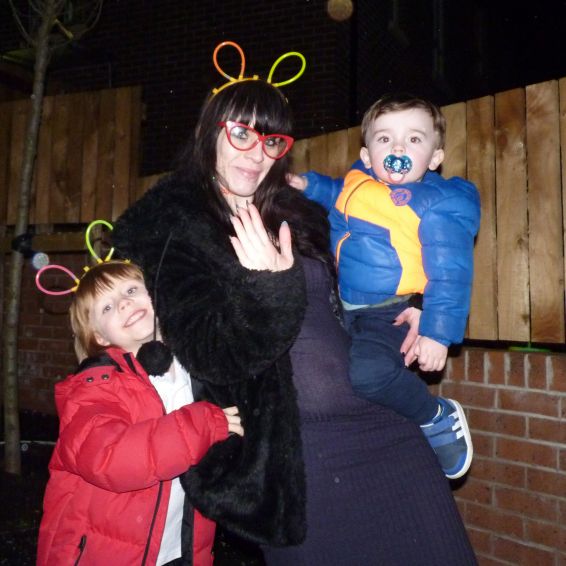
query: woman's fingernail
281 220 288 226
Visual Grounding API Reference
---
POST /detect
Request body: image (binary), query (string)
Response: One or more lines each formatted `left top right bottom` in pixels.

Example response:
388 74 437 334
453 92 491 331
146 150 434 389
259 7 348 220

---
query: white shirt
149 357 194 566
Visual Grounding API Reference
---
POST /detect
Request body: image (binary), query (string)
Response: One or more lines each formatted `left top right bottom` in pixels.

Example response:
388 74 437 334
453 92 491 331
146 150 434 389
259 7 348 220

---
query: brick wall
436 349 566 565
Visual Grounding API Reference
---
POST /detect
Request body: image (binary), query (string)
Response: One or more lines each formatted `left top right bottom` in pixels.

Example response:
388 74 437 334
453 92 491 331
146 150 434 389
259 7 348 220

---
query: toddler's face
90 277 155 355
361 107 444 185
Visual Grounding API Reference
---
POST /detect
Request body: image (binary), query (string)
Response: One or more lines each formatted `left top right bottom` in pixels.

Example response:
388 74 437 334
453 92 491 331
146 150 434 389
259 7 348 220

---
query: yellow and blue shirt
303 162 481 346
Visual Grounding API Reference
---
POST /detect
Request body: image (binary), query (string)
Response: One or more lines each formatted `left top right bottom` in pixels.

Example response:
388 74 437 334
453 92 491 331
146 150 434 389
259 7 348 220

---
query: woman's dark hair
176 80 333 267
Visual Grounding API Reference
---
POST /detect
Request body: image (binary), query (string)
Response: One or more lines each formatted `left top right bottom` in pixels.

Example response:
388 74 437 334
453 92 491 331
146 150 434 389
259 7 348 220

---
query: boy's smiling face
360 107 444 185
90 277 155 356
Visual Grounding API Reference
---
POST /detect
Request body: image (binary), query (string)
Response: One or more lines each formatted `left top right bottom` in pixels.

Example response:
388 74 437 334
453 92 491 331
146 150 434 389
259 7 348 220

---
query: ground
0 411 264 565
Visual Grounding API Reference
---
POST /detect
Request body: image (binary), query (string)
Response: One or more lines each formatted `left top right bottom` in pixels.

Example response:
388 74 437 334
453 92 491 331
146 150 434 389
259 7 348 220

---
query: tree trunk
3 0 57 475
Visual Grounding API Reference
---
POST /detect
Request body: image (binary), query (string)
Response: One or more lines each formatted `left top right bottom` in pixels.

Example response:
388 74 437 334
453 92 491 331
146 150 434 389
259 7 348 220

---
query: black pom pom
137 340 173 376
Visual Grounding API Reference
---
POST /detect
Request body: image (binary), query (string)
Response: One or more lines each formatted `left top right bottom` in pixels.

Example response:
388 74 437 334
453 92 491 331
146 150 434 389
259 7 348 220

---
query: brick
448 349 467 380
468 349 486 382
527 468 566 498
465 502 524 539
470 433 495 458
507 351 526 387
486 351 506 385
493 535 556 565
466 526 492 556
526 353 548 390
529 416 566 444
495 486 558 521
455 477 493 505
496 437 558 469
549 355 566 393
471 458 527 488
499 389 560 418
525 518 566 552
470 408 526 437
441 382 496 410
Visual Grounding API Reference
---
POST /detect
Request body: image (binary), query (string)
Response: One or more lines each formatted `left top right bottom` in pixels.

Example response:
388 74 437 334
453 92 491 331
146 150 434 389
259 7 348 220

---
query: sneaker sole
445 398 474 480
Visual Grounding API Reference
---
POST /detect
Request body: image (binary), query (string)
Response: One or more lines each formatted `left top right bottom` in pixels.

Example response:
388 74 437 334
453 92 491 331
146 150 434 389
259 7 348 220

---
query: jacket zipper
335 178 371 268
74 535 87 565
128 351 168 566
141 481 164 565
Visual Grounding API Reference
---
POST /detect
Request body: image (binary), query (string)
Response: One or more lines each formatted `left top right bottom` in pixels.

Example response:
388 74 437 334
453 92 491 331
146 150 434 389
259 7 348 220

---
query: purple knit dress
262 258 477 566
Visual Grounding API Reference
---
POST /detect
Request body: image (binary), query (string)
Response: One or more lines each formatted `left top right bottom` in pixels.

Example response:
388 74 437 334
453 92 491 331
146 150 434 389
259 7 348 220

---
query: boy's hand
412 336 448 372
286 173 308 191
393 306 421 365
223 406 244 437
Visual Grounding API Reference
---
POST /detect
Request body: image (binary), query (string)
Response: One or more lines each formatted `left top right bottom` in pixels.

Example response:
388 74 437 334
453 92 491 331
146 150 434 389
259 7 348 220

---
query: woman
113 79 477 565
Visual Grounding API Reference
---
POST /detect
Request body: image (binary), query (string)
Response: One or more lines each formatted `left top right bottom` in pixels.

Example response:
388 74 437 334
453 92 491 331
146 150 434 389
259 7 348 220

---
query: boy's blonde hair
69 260 145 360
361 93 446 149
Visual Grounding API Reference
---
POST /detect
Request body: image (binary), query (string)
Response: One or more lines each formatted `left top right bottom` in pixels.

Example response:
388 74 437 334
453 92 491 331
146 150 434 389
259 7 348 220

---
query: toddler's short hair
70 261 145 360
361 93 446 149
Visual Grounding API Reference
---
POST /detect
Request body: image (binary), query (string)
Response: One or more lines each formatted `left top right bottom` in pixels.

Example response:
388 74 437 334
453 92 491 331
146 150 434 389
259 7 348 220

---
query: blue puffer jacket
303 161 481 346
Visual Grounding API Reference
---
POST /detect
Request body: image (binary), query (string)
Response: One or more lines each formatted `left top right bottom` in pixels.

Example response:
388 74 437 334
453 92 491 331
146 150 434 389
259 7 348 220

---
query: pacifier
383 154 413 175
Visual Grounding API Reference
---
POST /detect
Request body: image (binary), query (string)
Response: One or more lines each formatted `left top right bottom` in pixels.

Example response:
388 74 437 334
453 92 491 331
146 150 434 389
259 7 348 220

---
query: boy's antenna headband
35 219 124 296
212 41 306 95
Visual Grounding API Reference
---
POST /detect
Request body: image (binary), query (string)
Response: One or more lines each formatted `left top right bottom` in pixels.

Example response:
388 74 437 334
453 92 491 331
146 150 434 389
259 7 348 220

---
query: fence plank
495 88 530 341
129 87 143 203
526 80 564 342
0 103 12 226
34 96 54 224
308 133 329 174
467 95 498 340
442 102 467 179
49 93 71 223
80 91 100 222
64 93 85 223
291 138 310 175
561 78 566 335
112 87 133 219
7 100 29 225
347 126 362 169
94 89 116 221
326 129 350 178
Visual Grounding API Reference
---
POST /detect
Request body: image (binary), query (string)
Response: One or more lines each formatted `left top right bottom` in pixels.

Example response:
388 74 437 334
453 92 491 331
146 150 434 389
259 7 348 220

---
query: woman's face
215 123 276 199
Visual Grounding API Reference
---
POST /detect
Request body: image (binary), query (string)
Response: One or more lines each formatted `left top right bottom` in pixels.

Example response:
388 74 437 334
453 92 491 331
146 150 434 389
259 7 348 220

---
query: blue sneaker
420 398 473 479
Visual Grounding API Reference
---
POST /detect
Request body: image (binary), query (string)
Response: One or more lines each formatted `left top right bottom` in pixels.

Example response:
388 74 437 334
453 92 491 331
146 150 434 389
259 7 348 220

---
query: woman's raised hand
229 203 294 272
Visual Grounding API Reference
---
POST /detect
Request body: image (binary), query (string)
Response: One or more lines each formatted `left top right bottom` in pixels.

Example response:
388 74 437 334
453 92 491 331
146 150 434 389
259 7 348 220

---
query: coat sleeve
54 381 228 493
303 171 344 211
418 176 481 345
113 178 307 385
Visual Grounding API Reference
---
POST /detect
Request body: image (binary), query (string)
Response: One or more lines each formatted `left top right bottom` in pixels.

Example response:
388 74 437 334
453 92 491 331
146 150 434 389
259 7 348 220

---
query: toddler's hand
286 173 308 191
393 306 421 366
223 406 244 437
413 336 448 372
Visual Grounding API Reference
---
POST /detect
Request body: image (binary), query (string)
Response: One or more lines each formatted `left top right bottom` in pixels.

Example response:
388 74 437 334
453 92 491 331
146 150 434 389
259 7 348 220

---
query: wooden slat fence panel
34 95 53 224
4 78 566 344
467 95 498 340
526 80 564 343
560 78 566 334
495 88 530 341
0 86 142 227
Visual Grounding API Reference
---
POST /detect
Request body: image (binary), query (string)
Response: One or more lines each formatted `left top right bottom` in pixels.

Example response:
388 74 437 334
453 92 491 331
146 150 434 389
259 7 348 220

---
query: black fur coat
113 173 307 547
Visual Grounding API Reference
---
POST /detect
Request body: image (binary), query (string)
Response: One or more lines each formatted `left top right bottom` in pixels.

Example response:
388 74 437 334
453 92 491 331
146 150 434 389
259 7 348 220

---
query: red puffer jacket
37 347 228 566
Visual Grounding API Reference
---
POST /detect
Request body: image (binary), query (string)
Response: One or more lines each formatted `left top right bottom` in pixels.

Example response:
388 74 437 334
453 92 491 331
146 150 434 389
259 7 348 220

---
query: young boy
290 93 480 479
37 260 243 566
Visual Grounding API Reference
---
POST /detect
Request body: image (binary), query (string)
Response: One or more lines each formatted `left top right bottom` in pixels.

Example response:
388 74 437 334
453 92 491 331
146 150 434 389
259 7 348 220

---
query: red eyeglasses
218 121 294 160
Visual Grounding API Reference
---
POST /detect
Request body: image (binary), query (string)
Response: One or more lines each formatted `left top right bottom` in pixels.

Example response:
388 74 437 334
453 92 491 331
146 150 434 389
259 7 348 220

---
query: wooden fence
290 79 566 346
1 79 566 345
0 86 142 226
